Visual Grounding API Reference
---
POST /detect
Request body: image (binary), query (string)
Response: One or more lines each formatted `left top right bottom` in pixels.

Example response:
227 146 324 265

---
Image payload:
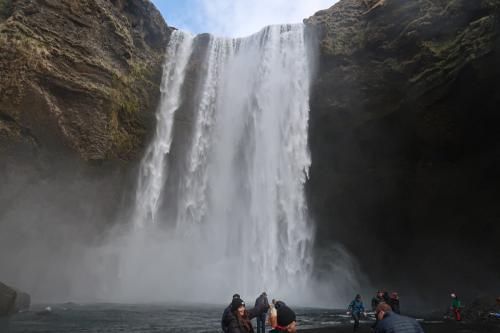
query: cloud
189 0 339 37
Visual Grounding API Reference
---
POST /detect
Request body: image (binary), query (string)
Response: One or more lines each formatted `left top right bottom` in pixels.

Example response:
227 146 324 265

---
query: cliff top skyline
151 0 338 37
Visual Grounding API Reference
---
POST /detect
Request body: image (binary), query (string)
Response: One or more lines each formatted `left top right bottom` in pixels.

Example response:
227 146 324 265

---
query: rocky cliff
305 0 500 301
0 0 169 160
0 0 170 301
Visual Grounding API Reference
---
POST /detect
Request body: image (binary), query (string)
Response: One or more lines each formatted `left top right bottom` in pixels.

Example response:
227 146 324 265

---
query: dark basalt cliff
305 0 500 301
0 0 169 160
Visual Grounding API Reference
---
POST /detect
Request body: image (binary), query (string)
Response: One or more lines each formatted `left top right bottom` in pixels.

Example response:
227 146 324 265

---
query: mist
0 23 363 308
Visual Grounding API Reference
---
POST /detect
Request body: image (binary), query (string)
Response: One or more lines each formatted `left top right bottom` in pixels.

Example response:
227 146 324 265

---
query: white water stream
124 25 317 303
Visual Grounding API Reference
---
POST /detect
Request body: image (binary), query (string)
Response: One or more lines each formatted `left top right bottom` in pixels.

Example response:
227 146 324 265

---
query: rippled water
9 304 365 333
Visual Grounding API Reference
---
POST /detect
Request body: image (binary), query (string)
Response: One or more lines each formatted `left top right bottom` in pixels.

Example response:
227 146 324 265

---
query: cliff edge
0 0 170 160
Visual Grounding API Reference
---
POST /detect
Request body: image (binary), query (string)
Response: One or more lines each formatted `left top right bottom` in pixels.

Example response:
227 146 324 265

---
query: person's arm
248 304 268 319
221 308 229 332
226 313 241 333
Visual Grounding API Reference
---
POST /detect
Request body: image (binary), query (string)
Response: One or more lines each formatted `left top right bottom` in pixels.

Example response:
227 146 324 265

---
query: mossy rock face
0 0 12 22
305 0 500 297
0 0 170 160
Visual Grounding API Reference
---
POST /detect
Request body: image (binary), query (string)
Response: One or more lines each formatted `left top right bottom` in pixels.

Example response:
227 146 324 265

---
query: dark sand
300 321 500 333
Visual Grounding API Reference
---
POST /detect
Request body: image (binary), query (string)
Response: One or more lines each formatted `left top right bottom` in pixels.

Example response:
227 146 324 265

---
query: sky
150 0 339 37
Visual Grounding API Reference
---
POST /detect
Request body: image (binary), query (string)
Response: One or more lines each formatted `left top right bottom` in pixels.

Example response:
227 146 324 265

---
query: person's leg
257 316 264 333
261 314 266 333
352 313 359 332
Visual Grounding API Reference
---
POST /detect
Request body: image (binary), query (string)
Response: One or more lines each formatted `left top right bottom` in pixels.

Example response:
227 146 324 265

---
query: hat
232 294 240 299
450 293 456 298
277 306 296 327
231 298 245 312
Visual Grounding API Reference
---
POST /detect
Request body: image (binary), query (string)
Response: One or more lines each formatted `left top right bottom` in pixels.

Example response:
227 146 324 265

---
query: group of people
218 290 482 333
347 290 423 333
371 290 401 314
221 292 296 333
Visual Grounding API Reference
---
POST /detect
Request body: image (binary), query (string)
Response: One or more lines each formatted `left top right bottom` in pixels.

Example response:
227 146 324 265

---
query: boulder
13 290 30 313
0 282 16 316
0 281 31 316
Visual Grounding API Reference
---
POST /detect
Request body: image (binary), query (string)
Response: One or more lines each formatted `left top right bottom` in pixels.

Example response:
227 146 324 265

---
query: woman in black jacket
226 298 269 333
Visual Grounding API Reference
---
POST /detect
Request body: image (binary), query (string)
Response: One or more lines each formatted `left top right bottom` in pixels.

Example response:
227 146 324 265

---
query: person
489 297 500 318
383 291 390 303
268 300 278 328
255 292 269 333
347 294 366 332
374 302 424 333
273 299 286 309
269 304 297 333
389 292 400 314
372 290 385 311
222 294 241 332
450 293 462 321
226 297 269 333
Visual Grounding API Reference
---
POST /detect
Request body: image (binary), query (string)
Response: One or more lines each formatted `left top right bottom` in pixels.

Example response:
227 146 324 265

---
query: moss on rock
0 0 171 160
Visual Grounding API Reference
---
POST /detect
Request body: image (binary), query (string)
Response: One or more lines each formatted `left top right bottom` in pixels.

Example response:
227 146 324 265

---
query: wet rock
461 297 500 321
305 0 500 297
0 282 16 316
36 306 53 316
0 281 30 316
14 290 30 313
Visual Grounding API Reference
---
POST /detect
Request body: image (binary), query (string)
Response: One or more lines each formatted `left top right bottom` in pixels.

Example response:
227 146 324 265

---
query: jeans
352 312 360 332
256 314 266 333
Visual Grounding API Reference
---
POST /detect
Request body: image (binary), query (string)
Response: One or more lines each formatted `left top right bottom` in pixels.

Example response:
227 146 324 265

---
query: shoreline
299 321 500 333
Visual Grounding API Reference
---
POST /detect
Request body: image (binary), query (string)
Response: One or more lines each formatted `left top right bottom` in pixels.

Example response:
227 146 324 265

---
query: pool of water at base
6 303 377 333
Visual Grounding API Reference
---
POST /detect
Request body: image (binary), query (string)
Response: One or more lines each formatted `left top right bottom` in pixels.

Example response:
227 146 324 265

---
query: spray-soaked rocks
0 281 30 316
460 297 500 322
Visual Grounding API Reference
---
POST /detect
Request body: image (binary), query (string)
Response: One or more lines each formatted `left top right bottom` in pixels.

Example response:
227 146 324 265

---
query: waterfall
133 30 194 226
128 24 315 303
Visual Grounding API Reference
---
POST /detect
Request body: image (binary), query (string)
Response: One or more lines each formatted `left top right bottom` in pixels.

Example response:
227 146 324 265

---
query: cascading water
126 24 316 303
133 31 194 226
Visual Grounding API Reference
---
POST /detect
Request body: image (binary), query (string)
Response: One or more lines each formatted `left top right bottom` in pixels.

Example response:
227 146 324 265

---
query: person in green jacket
450 293 462 321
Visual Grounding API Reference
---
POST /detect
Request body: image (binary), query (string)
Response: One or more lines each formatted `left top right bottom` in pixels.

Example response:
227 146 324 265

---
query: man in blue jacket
374 303 424 333
347 294 366 332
